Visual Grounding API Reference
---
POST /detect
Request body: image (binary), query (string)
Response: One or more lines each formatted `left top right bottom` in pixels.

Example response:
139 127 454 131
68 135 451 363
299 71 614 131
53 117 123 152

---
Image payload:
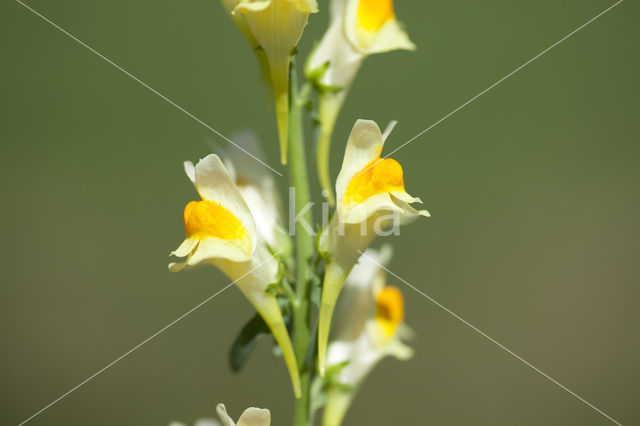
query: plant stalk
289 59 314 426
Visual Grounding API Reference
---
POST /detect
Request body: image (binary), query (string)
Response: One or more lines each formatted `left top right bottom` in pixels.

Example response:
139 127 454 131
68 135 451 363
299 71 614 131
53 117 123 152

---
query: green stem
289 60 314 426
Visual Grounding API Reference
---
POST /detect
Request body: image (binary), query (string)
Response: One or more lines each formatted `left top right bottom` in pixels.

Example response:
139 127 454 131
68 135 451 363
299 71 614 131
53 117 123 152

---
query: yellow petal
344 0 414 53
375 285 404 338
356 0 395 32
342 157 405 208
184 200 249 242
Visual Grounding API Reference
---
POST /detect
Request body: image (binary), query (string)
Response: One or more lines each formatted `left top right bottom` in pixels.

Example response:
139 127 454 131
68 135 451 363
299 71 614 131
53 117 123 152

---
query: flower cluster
168 1 425 425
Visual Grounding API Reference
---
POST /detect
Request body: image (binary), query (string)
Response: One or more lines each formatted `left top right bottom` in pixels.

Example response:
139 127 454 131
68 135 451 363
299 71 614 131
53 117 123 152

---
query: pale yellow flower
221 0 319 164
317 119 427 374
169 154 301 397
322 247 413 426
306 0 414 203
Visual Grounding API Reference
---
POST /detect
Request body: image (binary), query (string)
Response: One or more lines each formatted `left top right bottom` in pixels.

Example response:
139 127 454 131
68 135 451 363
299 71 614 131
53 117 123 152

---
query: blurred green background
2 0 638 424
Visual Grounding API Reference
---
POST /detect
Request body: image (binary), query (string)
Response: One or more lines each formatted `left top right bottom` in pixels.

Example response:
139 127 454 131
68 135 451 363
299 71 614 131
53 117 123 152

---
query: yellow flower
317 119 427 375
322 247 413 426
306 0 414 203
169 154 301 398
222 0 319 164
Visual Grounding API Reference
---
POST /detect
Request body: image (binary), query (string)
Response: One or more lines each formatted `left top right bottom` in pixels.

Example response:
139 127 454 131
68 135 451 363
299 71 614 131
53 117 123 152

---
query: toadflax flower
168 154 301 397
170 403 271 426
306 0 415 204
322 247 413 426
221 0 319 164
317 119 428 374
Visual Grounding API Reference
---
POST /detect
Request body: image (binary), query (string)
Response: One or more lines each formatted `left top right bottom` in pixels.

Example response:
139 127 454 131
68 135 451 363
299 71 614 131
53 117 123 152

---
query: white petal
183 161 196 185
194 419 222 426
368 19 416 54
385 337 414 361
326 340 355 366
193 154 257 254
223 130 265 180
237 184 279 248
216 404 236 426
336 120 385 207
381 120 397 142
168 260 188 273
189 237 252 265
236 407 271 426
306 12 364 90
340 192 402 224
170 237 198 258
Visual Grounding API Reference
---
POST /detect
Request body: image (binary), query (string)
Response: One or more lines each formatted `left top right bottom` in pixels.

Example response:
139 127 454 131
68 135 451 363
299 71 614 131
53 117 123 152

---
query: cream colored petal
194 419 222 426
390 189 421 204
326 340 354 366
218 131 287 249
340 192 403 224
382 120 397 142
337 330 382 385
189 237 252 265
193 154 257 253
216 404 236 426
236 407 271 426
331 245 392 342
168 260 189 273
306 14 363 90
237 184 279 248
385 337 414 360
222 130 266 184
234 0 271 13
390 193 431 223
170 237 198 258
348 245 392 289
396 322 415 340
336 119 385 206
368 19 416 54
184 161 196 185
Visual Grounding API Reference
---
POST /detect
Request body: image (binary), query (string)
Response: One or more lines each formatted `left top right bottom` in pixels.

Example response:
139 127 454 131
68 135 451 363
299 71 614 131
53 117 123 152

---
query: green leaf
229 313 270 373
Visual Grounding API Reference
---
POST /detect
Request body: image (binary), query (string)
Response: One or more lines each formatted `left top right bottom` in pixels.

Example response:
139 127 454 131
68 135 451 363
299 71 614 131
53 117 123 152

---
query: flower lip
341 156 405 209
375 285 404 337
357 0 395 32
344 0 415 54
183 200 252 255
